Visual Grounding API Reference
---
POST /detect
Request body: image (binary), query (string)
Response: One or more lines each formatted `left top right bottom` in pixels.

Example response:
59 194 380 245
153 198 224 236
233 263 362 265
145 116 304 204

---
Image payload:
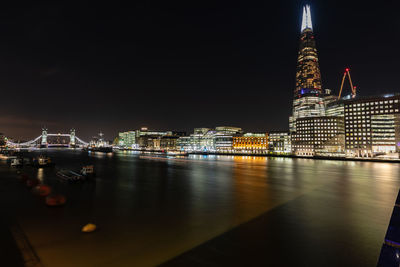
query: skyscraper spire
290 4 324 132
301 4 313 32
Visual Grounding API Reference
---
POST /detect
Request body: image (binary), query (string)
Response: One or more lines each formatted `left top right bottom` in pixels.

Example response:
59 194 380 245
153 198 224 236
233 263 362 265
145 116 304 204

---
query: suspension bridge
6 128 89 148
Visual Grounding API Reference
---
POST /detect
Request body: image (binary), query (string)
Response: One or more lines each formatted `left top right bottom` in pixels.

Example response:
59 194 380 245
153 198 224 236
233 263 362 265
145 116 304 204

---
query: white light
301 5 313 32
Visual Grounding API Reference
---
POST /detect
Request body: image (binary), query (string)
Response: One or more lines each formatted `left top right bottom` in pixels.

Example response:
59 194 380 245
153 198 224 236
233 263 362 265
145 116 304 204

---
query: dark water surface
1 149 399 266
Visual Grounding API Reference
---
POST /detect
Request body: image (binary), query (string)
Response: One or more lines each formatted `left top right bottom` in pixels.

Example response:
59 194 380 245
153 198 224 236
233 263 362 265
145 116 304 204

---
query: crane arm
338 72 347 100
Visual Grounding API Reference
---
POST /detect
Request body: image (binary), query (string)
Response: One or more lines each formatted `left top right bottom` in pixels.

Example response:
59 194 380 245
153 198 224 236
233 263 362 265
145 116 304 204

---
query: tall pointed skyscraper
290 5 325 132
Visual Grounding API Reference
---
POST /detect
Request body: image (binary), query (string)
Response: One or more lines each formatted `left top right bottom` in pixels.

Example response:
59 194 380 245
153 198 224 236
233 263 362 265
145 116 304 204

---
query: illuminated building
292 116 345 156
214 127 243 152
326 100 345 117
323 89 338 106
89 132 110 148
232 133 268 154
289 5 325 132
344 95 400 158
136 129 185 150
118 131 137 148
268 131 291 154
118 128 185 150
177 127 242 152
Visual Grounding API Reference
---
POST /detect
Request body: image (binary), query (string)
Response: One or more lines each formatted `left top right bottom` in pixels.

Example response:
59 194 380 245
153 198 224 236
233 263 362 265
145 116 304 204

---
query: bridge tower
70 129 76 146
41 128 48 146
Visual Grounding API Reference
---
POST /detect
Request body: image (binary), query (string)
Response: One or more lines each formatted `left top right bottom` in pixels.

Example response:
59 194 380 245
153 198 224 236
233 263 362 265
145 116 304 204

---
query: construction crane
338 68 357 100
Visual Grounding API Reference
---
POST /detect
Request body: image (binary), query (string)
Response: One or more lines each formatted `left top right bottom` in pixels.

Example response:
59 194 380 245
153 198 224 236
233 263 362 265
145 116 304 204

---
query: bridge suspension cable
75 136 89 146
7 135 42 146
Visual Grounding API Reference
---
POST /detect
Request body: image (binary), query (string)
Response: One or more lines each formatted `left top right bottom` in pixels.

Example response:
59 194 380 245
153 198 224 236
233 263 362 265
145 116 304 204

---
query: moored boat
85 146 113 153
80 165 95 178
166 150 189 156
10 158 23 167
33 155 54 168
57 169 85 182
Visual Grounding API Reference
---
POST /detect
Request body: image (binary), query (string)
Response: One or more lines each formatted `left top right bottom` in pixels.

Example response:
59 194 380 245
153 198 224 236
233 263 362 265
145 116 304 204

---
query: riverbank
118 148 400 163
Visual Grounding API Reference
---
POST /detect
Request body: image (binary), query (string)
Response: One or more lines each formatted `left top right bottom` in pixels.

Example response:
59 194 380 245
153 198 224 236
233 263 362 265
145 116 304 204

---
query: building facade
232 133 268 154
118 128 185 150
326 100 345 117
292 116 345 156
268 131 291 154
118 131 137 148
177 127 242 152
344 95 400 158
290 5 325 132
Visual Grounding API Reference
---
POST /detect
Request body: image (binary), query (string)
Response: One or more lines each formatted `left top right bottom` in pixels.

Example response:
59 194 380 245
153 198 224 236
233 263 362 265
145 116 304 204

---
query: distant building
118 131 137 148
268 131 291 154
89 132 110 147
118 127 185 150
291 116 345 156
214 127 243 152
232 133 268 153
159 136 180 150
177 127 242 152
344 95 400 158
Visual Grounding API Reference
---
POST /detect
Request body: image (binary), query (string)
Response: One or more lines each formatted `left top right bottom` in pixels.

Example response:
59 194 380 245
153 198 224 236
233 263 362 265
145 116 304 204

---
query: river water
1 149 399 266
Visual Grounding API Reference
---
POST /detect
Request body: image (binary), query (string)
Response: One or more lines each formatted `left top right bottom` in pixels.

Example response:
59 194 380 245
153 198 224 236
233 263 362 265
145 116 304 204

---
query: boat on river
80 165 95 177
84 146 113 153
166 150 189 156
33 155 54 168
57 169 85 182
10 158 23 167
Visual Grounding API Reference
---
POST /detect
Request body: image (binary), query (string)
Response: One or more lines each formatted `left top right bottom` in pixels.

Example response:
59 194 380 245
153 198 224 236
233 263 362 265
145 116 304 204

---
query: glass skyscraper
290 5 325 132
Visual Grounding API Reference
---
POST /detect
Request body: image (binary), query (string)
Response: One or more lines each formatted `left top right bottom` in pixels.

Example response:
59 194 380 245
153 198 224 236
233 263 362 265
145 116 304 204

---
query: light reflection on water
37 168 44 183
4 150 400 266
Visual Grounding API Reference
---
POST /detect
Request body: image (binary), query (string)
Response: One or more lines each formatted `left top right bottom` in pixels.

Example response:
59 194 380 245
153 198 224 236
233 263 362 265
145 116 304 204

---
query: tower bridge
7 128 88 148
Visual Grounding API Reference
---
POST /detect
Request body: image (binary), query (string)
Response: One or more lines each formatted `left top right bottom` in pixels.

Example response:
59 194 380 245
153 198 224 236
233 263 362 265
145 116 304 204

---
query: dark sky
1 1 399 140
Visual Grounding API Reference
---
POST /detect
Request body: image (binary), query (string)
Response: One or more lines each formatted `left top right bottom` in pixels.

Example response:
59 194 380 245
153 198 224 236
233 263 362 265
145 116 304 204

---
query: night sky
1 1 399 140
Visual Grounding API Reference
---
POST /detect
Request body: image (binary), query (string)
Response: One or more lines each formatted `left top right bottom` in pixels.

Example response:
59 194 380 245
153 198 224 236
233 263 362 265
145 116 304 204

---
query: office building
344 95 400 158
232 133 268 153
177 127 242 152
268 131 291 154
292 116 345 156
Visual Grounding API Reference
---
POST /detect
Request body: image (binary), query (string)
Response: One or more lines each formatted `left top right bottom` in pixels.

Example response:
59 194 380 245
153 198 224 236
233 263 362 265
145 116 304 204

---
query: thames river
1 150 399 266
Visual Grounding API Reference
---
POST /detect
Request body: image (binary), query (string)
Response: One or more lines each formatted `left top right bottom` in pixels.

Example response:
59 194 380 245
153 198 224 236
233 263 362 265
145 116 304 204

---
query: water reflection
6 150 400 266
37 168 44 183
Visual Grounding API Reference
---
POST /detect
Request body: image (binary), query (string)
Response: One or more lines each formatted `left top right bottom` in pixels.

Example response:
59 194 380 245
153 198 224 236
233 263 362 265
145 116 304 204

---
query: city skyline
1 1 399 140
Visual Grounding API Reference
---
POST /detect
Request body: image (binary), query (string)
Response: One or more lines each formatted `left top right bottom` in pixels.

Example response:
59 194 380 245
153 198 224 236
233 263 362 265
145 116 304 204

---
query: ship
85 146 113 153
85 132 113 153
